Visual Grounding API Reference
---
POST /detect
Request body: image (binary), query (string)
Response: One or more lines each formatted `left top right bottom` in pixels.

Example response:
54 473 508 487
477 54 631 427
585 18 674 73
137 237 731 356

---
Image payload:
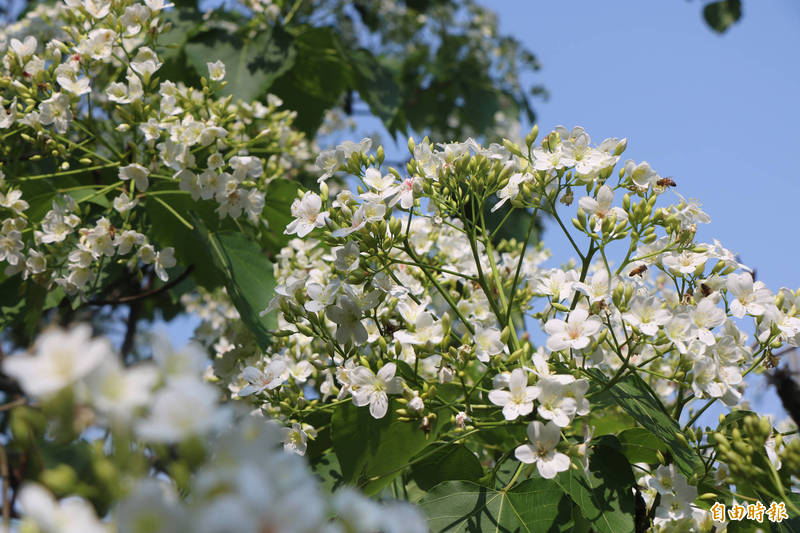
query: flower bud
525 125 539 149
503 139 523 157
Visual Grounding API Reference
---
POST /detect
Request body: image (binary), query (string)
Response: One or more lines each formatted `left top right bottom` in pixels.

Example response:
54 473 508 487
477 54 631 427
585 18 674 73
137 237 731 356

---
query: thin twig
87 265 194 306
0 398 25 413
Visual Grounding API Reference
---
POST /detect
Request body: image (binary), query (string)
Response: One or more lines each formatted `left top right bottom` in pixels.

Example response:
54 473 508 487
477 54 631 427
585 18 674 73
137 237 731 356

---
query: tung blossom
285 192 329 237
514 421 571 479
488 368 538 420
349 363 403 419
3 325 111 398
727 272 772 318
578 185 627 231
544 308 602 351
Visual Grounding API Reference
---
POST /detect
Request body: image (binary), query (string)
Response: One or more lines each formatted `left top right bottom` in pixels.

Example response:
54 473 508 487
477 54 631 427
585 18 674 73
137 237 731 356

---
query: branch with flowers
236 126 800 531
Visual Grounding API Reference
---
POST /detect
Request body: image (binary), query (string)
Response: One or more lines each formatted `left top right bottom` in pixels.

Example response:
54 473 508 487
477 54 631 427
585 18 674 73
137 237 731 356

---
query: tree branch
87 265 194 306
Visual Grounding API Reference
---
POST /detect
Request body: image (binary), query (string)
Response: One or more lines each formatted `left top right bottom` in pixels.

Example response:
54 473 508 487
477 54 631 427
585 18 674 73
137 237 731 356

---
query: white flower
578 185 627 231
488 368 539 420
544 308 602 351
136 377 226 442
77 29 116 61
350 363 403 419
622 295 672 336
3 325 111 398
151 334 208 378
144 0 174 11
119 163 150 191
727 272 772 318
533 375 583 427
285 192 329 237
473 326 505 362
514 421 571 479
393 312 444 346
207 60 226 81
304 279 341 312
18 483 108 533
130 47 162 80
238 360 288 396
10 36 37 59
39 92 72 134
84 0 110 18
492 172 529 212
326 294 368 345
154 247 176 281
361 167 398 201
333 241 360 272
113 229 145 255
281 422 314 455
57 75 91 96
624 160 660 189
691 297 725 345
662 250 707 275
388 177 420 209
573 269 613 304
85 358 158 421
331 201 385 238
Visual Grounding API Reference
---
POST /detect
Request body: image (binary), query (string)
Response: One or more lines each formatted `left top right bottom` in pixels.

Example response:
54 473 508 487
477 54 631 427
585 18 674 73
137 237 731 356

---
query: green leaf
331 401 439 496
703 0 742 33
312 452 345 493
554 437 636 533
184 25 295 102
348 48 401 131
410 443 483 491
261 178 303 252
618 427 667 464
587 371 703 477
0 275 25 330
197 229 277 351
418 479 573 532
65 186 110 208
269 26 351 135
145 190 225 289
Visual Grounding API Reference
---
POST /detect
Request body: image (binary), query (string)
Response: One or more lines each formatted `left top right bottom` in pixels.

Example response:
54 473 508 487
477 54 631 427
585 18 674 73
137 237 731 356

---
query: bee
419 416 432 434
656 177 676 188
629 264 648 277
699 283 712 297
768 365 800 428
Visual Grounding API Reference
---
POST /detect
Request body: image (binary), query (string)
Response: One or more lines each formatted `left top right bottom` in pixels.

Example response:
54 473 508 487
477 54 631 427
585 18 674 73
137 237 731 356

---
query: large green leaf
331 401 439 496
184 25 295 102
312 452 345 493
418 478 573 532
269 26 351 136
145 190 225 289
410 443 483 491
588 371 703 477
618 427 667 464
348 48 401 131
554 437 636 533
197 229 277 351
261 178 303 252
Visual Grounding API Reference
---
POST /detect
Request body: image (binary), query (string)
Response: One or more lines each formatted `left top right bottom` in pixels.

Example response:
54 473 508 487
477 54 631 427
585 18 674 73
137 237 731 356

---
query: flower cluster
4 325 428 532
0 0 311 297
215 125 800 530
